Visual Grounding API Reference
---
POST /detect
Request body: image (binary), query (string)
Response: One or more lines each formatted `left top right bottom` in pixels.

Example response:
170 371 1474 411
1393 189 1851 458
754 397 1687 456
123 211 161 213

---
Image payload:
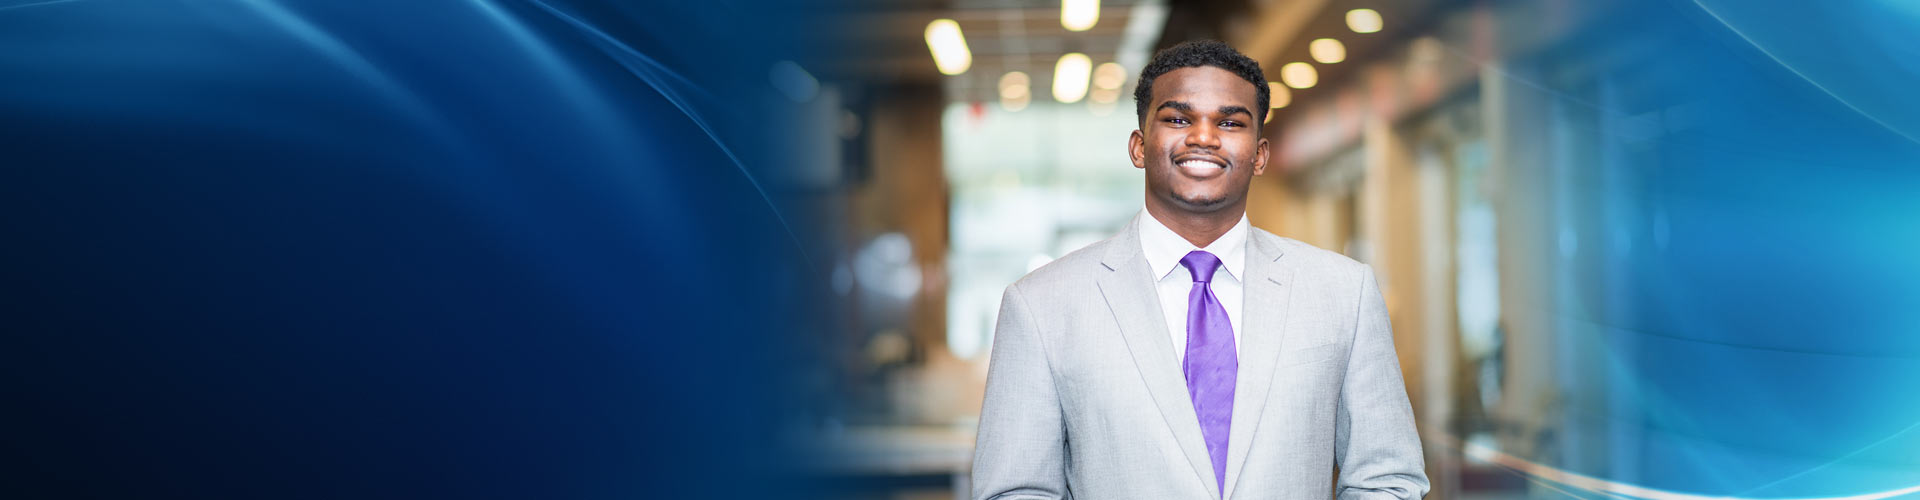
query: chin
1171 192 1235 212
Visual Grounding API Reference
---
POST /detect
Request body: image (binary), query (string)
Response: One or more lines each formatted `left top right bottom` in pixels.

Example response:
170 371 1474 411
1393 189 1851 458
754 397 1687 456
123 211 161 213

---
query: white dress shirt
1137 208 1248 362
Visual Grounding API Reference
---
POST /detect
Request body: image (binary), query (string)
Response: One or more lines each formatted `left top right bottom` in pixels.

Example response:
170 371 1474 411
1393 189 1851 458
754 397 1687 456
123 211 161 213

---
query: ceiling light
1281 62 1317 89
1309 38 1346 64
999 71 1032 100
1265 82 1290 124
1347 9 1382 34
924 19 971 75
1092 62 1127 90
1267 82 1291 109
1062 0 1099 32
1053 52 1092 103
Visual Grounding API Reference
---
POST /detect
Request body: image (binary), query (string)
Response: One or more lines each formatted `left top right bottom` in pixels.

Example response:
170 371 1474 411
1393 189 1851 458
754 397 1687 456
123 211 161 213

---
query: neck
1144 202 1243 248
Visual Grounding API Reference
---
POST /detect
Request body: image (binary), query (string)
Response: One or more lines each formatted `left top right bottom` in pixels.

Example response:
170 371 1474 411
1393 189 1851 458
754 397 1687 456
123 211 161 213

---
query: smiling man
970 40 1429 500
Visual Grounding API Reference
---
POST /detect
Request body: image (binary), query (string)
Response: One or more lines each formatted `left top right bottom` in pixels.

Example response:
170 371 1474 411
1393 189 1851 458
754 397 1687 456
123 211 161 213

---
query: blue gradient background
1 0 1917 499
1 0 820 498
1466 0 1920 497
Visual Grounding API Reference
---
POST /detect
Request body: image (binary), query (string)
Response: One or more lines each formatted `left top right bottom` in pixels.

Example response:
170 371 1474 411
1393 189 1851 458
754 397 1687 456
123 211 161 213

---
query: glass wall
943 100 1146 362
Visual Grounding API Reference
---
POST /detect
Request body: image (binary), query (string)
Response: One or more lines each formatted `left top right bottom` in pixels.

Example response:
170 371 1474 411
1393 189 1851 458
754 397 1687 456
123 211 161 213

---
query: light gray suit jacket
971 215 1429 500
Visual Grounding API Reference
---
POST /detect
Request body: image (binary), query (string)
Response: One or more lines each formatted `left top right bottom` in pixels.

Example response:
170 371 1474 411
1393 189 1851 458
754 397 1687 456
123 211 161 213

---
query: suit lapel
1221 231 1296 499
1096 215 1220 500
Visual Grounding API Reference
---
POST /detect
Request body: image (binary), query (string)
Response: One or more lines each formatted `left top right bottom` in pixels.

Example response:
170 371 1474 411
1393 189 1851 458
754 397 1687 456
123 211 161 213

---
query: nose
1185 121 1221 150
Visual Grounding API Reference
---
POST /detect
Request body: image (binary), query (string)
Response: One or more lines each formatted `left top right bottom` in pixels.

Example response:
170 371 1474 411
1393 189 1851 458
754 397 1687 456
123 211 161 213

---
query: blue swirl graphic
0 1 822 497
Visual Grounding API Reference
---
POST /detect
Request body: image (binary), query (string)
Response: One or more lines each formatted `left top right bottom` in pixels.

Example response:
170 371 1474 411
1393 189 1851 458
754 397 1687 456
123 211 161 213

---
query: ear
1129 129 1146 169
1252 137 1270 176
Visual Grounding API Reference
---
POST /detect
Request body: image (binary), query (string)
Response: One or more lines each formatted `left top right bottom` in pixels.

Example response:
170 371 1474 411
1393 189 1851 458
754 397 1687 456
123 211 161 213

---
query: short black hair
1133 40 1269 128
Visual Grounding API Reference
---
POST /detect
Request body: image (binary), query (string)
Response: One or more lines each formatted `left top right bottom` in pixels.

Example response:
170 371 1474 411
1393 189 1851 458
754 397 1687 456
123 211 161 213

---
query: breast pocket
1281 342 1341 366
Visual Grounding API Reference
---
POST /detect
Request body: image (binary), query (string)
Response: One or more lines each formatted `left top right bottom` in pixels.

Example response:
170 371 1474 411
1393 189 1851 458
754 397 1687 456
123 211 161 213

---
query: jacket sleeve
970 283 1069 500
1334 266 1431 499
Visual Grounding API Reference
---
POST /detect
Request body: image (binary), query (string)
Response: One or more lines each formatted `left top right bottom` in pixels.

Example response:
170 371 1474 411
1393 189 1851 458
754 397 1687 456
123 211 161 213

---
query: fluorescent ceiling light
925 19 972 75
1281 62 1317 89
1053 53 1093 103
1347 9 1382 34
1310 38 1346 64
1062 0 1099 31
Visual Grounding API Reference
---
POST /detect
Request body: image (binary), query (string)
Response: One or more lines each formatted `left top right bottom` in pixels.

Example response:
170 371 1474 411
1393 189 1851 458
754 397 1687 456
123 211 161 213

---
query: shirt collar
1137 208 1249 284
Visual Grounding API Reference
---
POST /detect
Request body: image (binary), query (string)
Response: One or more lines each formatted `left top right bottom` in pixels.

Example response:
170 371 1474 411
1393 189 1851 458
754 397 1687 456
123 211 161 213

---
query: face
1129 66 1269 216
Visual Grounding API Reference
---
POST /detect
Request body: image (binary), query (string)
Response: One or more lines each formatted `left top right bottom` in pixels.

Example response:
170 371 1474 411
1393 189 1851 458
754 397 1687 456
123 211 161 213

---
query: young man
970 40 1429 500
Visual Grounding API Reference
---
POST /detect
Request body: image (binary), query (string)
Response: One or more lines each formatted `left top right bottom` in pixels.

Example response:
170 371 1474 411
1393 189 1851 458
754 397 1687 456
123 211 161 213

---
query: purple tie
1181 250 1236 495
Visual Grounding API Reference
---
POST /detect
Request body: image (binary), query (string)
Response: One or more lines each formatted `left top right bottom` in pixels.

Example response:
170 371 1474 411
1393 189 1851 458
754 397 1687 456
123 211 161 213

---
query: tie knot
1181 250 1222 283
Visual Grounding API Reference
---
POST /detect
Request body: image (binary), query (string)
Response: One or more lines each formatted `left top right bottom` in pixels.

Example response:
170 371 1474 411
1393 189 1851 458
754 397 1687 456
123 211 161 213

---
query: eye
1164 117 1189 126
1218 120 1243 129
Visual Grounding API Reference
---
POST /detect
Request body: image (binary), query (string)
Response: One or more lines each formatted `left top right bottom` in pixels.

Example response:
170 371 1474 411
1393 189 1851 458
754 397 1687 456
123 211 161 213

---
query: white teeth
1178 160 1224 169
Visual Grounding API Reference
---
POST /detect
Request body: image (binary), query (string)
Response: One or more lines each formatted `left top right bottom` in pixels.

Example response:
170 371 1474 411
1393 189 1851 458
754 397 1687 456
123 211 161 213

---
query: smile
1175 156 1228 178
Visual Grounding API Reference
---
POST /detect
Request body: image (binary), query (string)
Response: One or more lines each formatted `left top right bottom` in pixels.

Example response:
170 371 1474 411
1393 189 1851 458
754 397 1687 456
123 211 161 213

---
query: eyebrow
1155 100 1254 120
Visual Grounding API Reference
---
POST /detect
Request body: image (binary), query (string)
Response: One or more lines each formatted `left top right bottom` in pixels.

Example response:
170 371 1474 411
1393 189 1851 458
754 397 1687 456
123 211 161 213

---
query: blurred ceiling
807 0 1448 108
810 0 1162 103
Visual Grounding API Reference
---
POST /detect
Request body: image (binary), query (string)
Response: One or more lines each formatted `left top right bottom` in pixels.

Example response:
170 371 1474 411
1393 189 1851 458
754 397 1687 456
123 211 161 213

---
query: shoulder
1005 232 1118 298
1249 226 1373 284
